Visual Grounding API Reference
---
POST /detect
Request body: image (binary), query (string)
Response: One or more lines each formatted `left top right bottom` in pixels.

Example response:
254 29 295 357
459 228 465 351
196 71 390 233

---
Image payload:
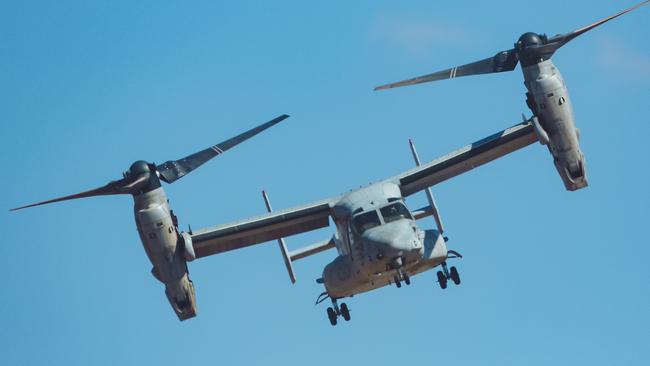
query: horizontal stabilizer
411 205 434 221
261 192 336 283
289 237 336 261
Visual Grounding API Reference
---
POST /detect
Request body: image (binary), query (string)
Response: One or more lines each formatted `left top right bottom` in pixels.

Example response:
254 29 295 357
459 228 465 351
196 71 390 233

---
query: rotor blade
374 49 518 90
10 178 129 211
531 0 649 57
157 114 289 184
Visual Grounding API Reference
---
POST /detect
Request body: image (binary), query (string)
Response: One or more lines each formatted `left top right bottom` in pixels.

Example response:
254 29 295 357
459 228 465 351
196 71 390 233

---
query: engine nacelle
552 150 588 191
165 273 197 321
522 59 588 191
529 115 588 191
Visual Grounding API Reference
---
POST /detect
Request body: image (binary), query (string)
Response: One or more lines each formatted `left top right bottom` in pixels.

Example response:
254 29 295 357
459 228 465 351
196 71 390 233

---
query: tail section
408 139 444 233
261 191 336 283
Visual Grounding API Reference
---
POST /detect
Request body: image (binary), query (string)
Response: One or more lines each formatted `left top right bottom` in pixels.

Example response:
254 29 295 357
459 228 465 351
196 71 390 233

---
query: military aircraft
187 119 544 325
375 0 649 192
11 114 289 321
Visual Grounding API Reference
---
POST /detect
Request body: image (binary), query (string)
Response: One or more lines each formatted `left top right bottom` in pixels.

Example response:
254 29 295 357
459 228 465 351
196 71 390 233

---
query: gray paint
12 115 289 321
373 1 650 192
522 60 587 190
192 119 540 319
134 187 197 321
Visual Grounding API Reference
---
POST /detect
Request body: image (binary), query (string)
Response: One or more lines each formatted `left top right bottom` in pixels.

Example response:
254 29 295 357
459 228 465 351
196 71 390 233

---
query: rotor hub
517 32 545 48
126 160 151 178
516 32 550 67
124 160 161 195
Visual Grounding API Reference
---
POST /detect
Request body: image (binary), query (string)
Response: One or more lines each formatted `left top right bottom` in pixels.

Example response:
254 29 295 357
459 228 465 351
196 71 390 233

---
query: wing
392 120 538 197
191 197 339 259
192 120 538 259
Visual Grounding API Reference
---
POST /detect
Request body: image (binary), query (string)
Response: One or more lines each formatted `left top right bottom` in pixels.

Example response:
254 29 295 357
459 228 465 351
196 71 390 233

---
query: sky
1 1 649 365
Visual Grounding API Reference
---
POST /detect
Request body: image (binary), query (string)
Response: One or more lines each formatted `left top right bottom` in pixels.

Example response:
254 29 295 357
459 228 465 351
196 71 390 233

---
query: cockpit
380 202 412 223
352 210 381 233
352 202 413 234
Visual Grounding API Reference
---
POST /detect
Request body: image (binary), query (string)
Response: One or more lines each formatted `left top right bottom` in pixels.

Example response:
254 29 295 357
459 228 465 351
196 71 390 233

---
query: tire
437 270 447 289
404 273 411 286
394 276 402 288
450 266 461 285
327 307 337 326
340 303 351 321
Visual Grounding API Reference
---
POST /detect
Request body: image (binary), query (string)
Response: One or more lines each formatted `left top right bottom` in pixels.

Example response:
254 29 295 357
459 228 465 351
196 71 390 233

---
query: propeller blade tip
10 204 36 212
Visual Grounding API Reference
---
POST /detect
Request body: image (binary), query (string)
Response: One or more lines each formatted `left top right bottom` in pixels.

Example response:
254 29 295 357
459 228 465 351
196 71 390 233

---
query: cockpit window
352 210 381 233
380 202 413 223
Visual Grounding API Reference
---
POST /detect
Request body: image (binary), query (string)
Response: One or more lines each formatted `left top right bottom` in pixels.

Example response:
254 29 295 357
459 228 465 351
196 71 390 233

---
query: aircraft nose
363 221 422 259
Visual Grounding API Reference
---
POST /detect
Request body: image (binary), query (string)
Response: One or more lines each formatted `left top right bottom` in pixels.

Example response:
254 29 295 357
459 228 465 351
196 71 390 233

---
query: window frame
379 201 413 224
351 209 382 234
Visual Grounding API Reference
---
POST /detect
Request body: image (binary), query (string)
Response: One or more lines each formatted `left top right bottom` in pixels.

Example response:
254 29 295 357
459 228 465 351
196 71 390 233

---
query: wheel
340 303 351 321
450 266 461 285
437 270 447 289
403 273 411 285
327 307 337 326
394 275 402 288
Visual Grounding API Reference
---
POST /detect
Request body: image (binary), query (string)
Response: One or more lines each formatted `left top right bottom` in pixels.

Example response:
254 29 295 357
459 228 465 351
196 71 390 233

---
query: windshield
380 202 413 223
352 210 381 233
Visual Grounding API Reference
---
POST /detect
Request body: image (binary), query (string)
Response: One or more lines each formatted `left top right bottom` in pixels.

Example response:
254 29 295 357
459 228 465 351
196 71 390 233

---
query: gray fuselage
322 182 448 299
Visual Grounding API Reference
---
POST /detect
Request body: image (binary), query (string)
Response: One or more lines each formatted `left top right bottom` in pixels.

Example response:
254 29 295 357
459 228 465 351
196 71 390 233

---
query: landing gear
450 266 461 285
437 261 460 289
403 273 411 285
437 270 448 289
340 303 351 321
326 298 351 326
394 269 410 288
327 307 337 326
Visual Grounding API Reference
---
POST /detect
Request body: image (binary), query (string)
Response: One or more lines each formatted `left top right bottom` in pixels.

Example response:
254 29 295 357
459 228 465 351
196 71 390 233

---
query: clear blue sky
1 1 649 365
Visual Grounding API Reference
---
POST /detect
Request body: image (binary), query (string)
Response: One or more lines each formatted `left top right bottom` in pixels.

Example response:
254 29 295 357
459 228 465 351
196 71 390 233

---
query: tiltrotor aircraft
178 2 649 326
187 119 545 325
11 114 289 321
375 0 649 192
